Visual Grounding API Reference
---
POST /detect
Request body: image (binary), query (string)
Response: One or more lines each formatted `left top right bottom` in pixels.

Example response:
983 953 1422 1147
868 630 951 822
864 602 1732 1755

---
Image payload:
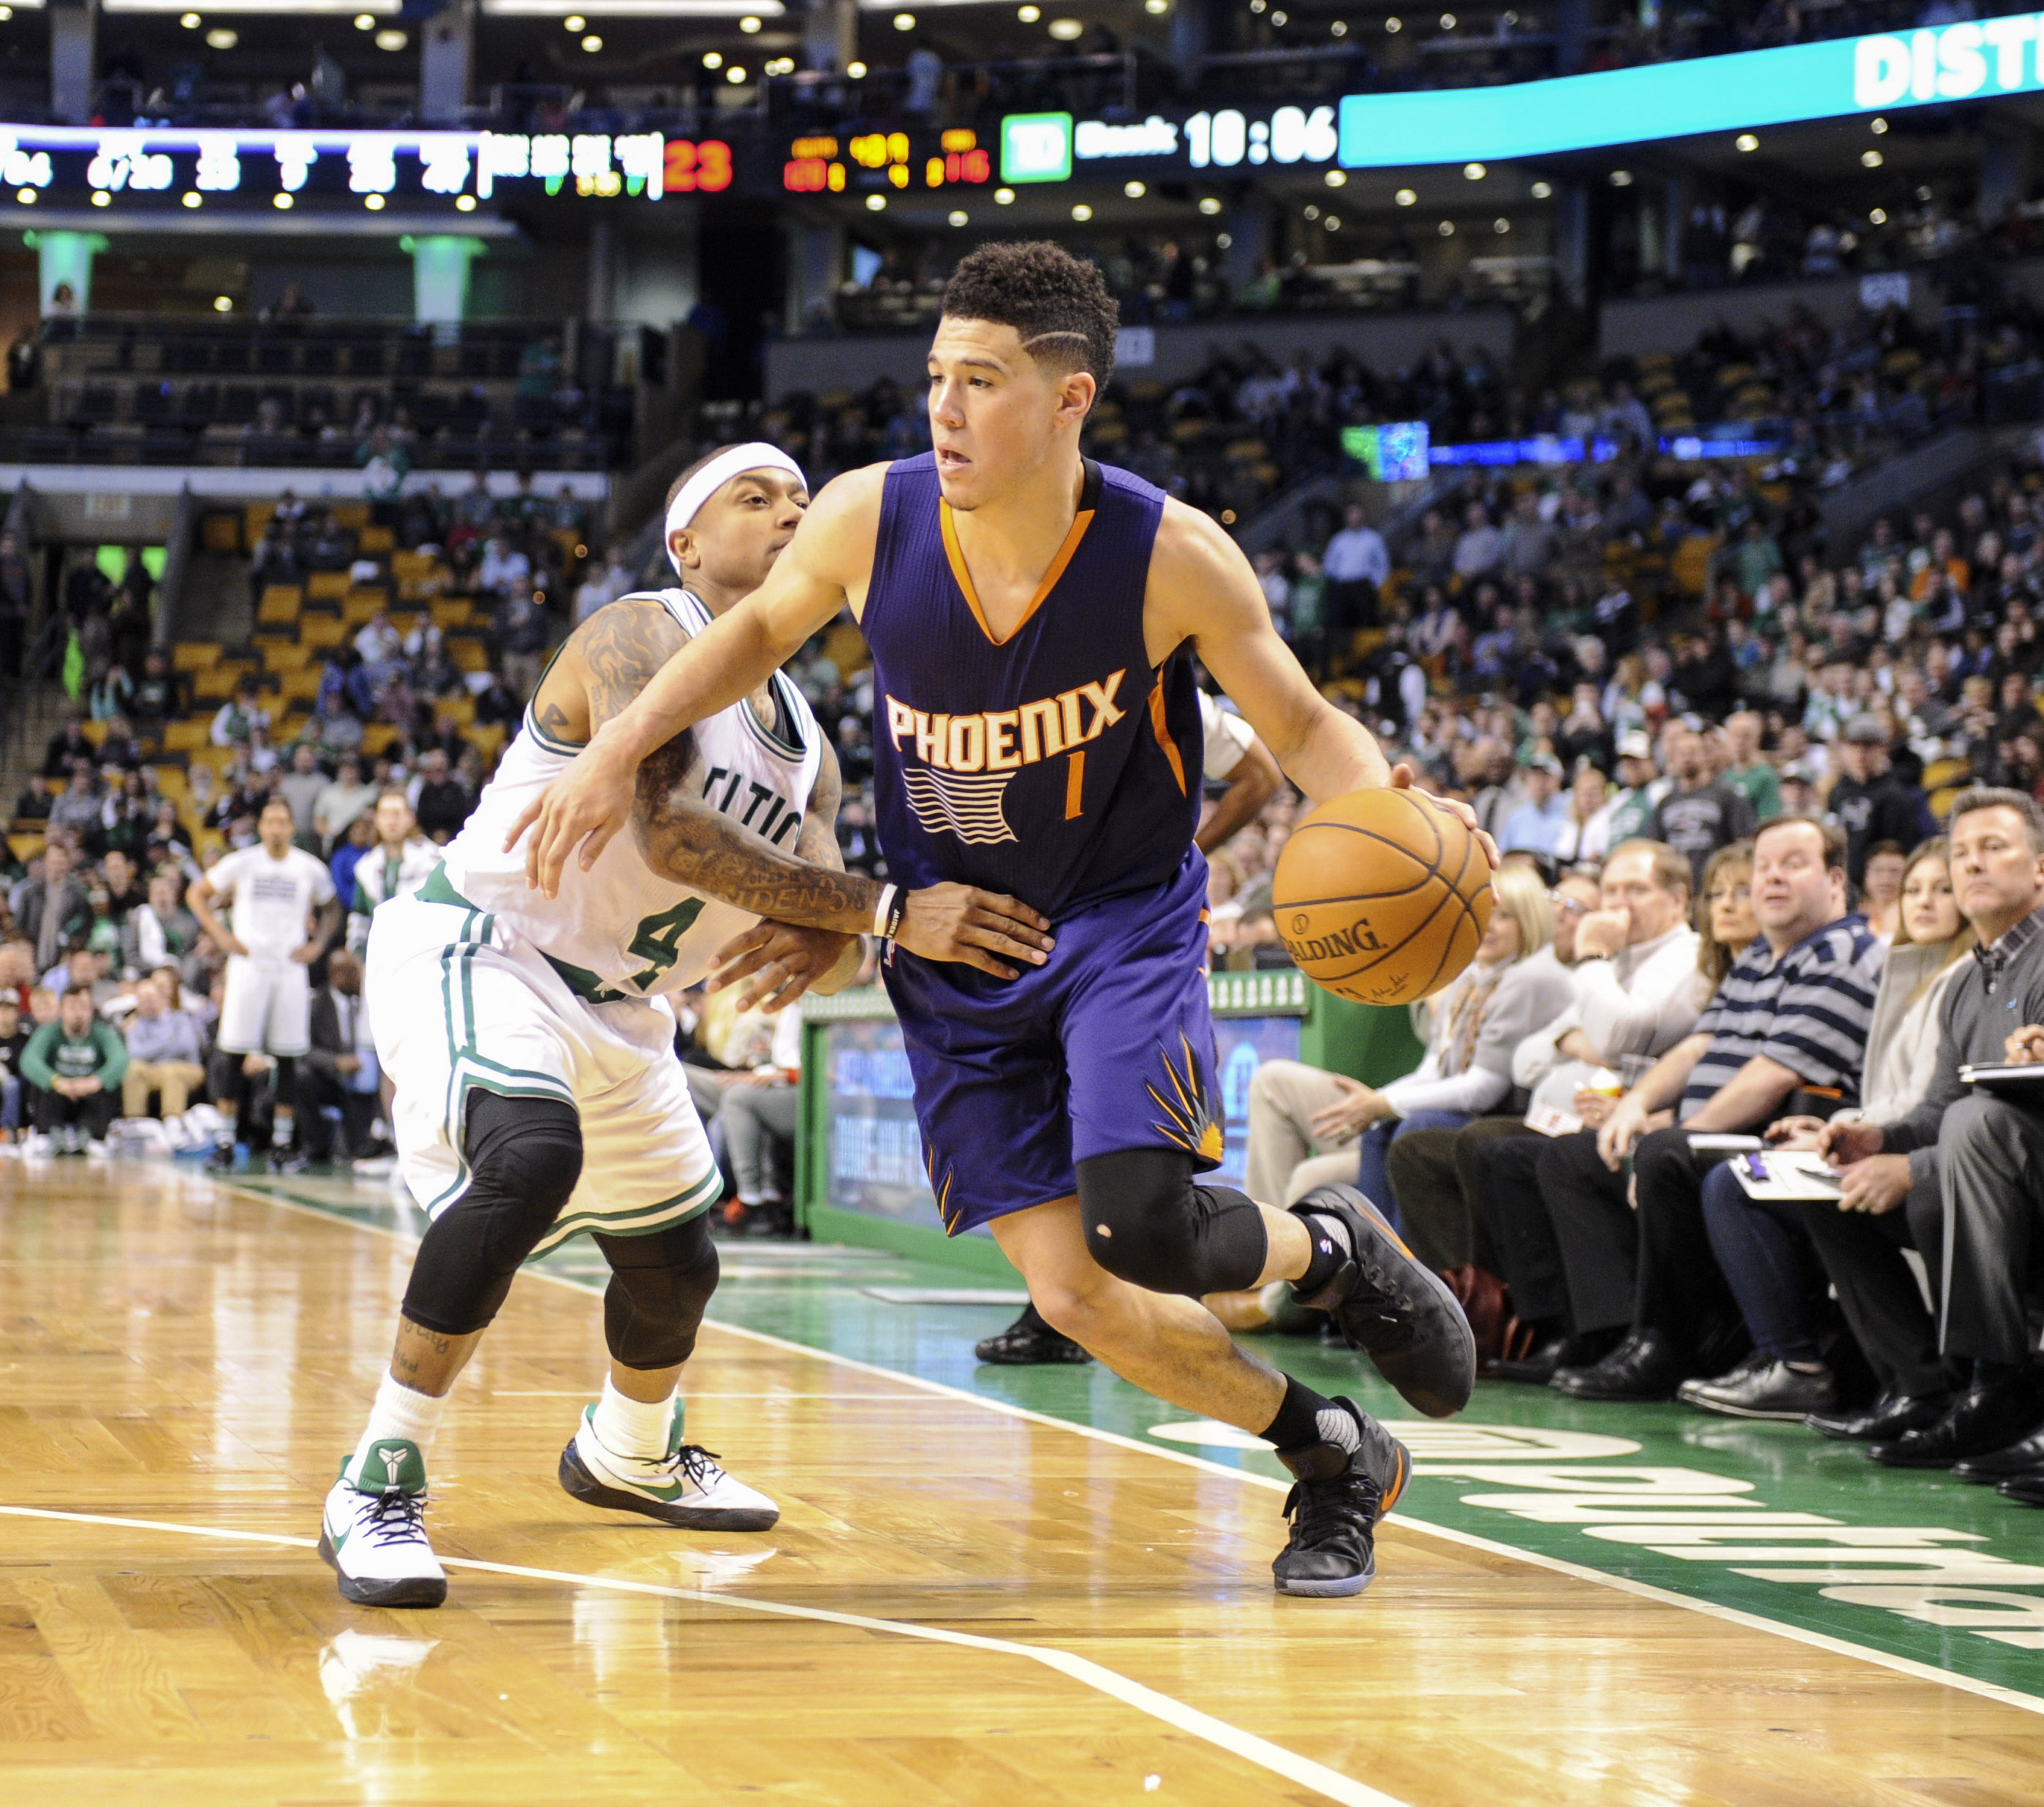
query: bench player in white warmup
324 445 1046 1607
189 796 341 1169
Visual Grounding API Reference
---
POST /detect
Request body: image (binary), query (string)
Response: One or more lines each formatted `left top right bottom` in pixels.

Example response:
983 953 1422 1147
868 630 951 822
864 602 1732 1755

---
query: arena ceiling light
482 0 783 14
107 0 394 10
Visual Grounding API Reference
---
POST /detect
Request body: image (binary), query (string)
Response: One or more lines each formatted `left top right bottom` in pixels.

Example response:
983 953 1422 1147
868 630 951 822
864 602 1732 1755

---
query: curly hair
939 240 1118 387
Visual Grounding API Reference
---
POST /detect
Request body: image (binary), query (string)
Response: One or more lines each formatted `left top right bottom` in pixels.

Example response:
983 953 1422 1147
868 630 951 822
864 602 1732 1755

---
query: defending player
322 444 1047 1608
189 796 341 1170
510 244 1490 1599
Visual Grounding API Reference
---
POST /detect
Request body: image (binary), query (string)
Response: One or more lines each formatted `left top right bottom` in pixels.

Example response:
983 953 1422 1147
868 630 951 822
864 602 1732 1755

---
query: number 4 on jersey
627 898 707 989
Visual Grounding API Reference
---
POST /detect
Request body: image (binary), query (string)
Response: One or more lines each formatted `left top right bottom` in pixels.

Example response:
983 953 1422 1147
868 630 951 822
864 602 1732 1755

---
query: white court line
0 1501 1407 1807
243 1183 2044 1723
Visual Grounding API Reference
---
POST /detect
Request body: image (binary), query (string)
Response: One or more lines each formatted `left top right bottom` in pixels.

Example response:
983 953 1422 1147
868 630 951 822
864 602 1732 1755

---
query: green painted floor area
242 1170 2044 1704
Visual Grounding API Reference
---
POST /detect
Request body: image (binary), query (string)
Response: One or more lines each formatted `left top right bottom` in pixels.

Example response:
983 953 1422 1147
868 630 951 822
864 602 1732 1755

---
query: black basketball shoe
974 1301 1091 1365
1271 1397 1409 1598
1289 1185 1476 1418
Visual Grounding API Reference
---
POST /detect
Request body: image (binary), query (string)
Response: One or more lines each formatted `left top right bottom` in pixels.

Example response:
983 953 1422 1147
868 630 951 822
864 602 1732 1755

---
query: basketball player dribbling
513 243 1495 1596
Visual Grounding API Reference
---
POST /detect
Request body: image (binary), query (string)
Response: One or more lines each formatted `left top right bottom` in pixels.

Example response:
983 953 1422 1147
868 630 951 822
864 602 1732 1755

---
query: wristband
872 884 905 942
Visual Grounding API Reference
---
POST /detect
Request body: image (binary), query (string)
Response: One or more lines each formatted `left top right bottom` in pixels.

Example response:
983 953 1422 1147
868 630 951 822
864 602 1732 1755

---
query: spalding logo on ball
1272 787 1494 1005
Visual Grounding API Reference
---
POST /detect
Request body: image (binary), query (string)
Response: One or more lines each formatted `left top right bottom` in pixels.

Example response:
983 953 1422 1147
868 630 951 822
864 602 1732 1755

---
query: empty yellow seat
173 643 219 673
308 572 350 602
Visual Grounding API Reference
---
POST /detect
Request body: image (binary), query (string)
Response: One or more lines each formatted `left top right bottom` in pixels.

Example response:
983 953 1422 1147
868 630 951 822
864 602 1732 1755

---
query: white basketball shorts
363 884 722 1254
217 955 313 1058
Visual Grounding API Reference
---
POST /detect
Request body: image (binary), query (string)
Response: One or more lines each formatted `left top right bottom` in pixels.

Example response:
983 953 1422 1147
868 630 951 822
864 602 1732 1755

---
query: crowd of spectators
1083 426 2044 1507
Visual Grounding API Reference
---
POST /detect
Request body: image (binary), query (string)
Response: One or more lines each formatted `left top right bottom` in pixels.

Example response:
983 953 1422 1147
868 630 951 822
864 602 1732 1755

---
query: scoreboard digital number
783 128 988 195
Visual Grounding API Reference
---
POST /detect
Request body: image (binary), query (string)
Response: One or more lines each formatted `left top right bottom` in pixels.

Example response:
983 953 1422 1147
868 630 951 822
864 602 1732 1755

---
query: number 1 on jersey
1064 750 1085 821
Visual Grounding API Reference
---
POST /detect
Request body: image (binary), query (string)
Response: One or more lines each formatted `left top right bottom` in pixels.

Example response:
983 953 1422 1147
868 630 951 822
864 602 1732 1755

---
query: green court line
232 1172 2044 1702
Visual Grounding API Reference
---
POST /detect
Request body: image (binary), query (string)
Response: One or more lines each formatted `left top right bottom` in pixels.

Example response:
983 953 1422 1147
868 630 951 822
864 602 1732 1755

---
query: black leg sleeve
1077 1147 1270 1298
594 1213 721 1371
400 1092 584 1337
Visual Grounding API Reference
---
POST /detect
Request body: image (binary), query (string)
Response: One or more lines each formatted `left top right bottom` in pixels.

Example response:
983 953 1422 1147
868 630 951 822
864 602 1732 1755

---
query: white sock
591 1376 677 1461
347 1372 448 1483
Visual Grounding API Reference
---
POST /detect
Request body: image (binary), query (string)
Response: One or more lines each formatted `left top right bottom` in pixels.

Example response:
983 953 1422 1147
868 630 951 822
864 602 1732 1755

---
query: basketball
1272 787 1494 1006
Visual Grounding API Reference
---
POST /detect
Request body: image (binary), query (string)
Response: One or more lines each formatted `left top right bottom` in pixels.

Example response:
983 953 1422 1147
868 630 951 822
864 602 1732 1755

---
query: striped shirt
1679 912 1885 1120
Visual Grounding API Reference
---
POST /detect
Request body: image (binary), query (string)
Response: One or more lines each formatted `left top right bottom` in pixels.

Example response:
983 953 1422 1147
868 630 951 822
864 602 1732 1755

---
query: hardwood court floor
3 1162 2043 1807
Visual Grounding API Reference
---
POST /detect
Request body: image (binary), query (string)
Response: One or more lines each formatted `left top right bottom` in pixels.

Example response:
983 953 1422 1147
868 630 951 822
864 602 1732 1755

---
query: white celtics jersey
436 588 822 1004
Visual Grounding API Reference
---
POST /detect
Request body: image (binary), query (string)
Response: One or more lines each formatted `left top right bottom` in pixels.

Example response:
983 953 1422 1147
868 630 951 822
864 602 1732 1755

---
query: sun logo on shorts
1146 1034 1224 1165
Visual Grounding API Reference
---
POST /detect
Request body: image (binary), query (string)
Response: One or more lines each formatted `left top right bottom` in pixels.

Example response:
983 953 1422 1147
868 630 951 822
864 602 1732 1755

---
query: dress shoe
1679 1360 1837 1421
1806 1389 1955 1442
1996 1471 2044 1507
1494 1336 1572 1385
1871 1371 2044 1469
1953 1426 2044 1483
1551 1329 1685 1401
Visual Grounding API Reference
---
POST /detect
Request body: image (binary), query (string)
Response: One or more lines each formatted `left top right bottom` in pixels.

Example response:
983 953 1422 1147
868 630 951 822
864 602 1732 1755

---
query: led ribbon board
0 125 733 205
1339 12 2044 167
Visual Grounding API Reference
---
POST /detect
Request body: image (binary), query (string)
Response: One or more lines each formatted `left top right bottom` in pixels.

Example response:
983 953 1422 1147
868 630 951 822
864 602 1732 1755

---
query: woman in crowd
1552 760 1612 864
1684 837 1969 1419
1244 863 1576 1223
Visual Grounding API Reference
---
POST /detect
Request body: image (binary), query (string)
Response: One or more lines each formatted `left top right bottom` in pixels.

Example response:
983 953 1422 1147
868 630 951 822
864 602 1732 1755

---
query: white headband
665 442 808 574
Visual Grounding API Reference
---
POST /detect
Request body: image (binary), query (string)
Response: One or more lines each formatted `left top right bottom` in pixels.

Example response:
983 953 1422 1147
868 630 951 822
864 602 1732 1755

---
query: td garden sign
1336 11 2044 165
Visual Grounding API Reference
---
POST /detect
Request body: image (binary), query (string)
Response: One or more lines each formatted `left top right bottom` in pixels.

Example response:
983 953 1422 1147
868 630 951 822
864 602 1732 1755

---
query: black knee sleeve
401 1093 583 1337
1076 1147 1268 1298
595 1213 719 1370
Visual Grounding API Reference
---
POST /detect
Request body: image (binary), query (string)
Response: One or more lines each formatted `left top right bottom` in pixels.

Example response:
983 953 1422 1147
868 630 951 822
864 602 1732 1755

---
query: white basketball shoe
318 1438 449 1608
559 1403 779 1531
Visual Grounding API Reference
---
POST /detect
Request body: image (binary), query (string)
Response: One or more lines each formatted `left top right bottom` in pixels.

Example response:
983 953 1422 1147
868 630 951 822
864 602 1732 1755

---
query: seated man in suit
300 950 379 1164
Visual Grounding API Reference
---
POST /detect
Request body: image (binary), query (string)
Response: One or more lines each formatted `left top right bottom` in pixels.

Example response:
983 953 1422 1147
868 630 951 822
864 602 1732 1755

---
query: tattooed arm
530 596 689 749
699 739 870 1009
550 597 1058 985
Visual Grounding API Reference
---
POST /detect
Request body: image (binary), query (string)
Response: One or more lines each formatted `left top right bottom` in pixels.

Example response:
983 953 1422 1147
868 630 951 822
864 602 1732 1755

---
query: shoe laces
656 1443 724 1492
1282 1469 1382 1553
361 1488 431 1548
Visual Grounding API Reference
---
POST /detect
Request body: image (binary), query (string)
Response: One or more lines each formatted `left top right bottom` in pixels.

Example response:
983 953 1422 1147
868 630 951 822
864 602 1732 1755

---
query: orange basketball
1271 787 1494 1006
